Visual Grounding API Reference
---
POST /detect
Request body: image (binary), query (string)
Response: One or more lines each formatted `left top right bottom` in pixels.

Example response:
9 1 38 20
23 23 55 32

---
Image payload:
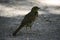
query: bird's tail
12 24 23 36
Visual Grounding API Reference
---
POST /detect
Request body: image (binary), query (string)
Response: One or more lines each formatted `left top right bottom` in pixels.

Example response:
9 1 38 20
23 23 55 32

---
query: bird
12 6 40 36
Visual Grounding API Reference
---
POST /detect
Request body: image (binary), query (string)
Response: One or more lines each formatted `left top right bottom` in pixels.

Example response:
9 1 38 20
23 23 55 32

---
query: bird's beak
38 8 40 11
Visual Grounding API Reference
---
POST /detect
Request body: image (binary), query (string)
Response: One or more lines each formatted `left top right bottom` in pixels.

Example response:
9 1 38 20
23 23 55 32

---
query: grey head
31 6 40 12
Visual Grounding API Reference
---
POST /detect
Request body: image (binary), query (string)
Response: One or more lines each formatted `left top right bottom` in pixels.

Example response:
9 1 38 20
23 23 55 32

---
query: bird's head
31 6 40 12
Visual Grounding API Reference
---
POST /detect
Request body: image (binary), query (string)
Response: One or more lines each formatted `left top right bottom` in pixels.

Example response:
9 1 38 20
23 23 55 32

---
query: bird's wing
20 12 37 26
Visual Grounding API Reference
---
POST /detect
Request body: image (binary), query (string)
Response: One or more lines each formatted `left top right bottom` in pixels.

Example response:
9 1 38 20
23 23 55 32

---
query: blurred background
0 0 60 40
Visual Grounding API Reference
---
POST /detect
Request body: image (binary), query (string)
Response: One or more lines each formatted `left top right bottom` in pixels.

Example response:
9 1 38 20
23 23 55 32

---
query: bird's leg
29 25 32 32
29 23 33 32
30 26 32 30
26 27 27 31
26 27 29 40
26 26 29 34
